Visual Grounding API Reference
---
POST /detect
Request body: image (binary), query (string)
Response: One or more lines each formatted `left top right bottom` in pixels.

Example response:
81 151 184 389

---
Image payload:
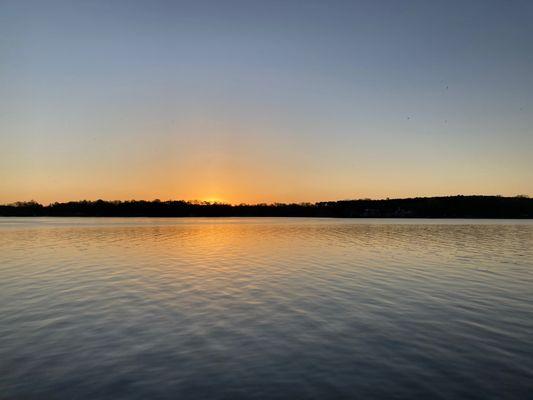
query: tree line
1 196 532 218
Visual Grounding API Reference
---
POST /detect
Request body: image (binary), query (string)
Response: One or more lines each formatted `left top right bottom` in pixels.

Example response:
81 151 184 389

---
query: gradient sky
1 0 532 204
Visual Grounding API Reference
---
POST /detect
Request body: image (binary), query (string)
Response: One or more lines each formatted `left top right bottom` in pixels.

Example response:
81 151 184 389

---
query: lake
1 218 532 399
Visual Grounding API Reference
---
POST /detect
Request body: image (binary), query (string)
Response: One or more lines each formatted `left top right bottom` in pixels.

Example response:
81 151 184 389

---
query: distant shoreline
1 196 532 218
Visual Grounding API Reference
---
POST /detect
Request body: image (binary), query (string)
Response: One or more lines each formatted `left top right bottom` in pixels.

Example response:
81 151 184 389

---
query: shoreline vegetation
0 196 532 218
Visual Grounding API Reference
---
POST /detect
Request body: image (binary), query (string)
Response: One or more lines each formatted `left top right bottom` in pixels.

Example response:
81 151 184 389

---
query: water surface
1 218 532 399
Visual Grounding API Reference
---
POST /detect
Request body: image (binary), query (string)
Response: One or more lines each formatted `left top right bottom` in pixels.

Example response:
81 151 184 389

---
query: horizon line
3 194 531 208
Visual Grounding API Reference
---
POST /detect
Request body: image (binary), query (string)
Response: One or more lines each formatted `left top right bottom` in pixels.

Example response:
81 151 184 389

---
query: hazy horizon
2 0 532 204
4 193 532 208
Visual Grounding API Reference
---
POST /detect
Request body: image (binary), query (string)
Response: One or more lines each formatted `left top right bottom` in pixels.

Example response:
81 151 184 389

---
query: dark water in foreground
0 218 532 399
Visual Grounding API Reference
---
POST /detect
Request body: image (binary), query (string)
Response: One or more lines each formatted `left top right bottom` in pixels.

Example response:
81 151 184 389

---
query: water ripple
0 218 532 399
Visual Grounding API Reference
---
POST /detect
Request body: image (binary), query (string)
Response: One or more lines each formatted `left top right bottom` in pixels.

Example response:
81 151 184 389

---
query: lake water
1 218 532 399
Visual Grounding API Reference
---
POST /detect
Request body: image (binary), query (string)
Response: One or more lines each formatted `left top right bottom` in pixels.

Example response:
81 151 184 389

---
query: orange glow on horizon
200 197 225 204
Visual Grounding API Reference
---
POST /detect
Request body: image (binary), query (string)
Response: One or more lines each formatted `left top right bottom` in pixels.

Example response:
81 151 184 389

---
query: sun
202 197 225 204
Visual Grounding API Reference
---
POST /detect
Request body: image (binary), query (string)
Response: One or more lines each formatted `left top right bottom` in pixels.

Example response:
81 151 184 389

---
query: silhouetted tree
0 196 531 218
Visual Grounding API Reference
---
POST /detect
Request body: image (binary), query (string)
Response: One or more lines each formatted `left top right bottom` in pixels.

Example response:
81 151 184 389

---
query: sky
1 0 532 204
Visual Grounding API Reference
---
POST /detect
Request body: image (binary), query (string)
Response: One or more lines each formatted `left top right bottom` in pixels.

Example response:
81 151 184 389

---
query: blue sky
1 0 532 203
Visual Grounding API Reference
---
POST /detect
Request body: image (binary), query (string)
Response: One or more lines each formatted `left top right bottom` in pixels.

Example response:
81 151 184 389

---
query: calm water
1 218 532 399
